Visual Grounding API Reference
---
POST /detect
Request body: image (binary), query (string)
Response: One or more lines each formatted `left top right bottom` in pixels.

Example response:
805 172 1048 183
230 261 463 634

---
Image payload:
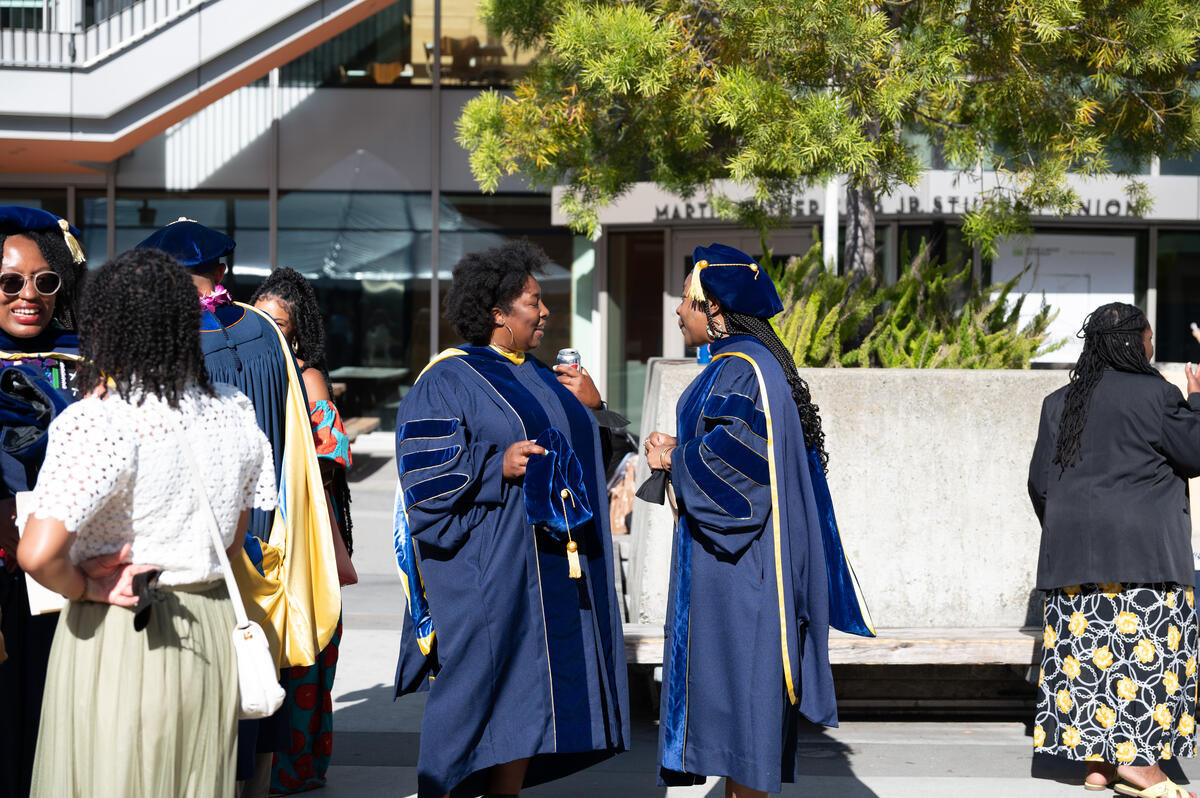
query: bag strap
170 423 251 628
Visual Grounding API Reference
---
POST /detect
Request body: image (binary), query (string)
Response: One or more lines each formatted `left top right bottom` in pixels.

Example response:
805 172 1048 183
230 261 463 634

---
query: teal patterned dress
270 398 351 794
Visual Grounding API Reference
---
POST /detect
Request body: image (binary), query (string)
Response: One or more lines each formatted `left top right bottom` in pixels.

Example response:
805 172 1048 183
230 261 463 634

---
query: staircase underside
0 0 392 174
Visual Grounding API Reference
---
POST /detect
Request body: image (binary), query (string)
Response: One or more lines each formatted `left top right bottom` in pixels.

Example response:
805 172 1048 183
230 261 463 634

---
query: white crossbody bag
173 426 284 720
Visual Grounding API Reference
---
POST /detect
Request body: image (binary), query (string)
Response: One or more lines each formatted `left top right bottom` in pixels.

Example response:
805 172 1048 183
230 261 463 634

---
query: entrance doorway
606 231 665 430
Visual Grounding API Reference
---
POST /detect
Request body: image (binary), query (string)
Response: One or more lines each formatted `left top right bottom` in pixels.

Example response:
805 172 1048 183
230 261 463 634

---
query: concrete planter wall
628 363 1080 630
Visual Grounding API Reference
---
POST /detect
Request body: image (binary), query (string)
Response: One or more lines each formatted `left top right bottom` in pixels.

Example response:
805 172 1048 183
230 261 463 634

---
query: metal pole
269 67 279 270
106 165 116 261
823 176 838 273
429 0 442 359
1147 226 1158 362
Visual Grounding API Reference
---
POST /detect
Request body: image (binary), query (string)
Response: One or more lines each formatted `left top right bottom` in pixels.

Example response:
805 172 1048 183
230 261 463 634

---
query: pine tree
459 0 1200 280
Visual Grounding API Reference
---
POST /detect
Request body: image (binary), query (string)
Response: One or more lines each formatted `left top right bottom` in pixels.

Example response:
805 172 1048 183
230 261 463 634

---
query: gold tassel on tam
560 488 582 579
685 259 709 302
57 219 86 264
685 258 760 303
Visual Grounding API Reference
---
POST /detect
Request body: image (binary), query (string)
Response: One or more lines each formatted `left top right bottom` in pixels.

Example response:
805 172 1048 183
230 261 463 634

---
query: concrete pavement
326 432 1200 797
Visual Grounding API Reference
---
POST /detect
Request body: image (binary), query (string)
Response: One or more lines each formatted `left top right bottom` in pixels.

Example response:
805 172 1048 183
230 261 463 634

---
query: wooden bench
343 416 381 442
623 623 1041 666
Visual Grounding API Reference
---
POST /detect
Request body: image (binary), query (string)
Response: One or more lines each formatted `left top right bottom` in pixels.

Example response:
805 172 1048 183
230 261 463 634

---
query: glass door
605 231 665 432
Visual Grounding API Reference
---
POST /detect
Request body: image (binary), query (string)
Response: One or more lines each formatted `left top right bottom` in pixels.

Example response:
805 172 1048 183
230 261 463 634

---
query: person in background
642 243 873 798
135 221 340 798
18 248 276 797
0 206 86 798
252 267 356 794
1029 303 1200 798
393 240 629 797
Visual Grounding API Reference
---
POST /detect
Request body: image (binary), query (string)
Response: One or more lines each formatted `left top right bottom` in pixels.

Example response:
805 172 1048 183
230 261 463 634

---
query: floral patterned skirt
269 620 341 794
1035 582 1199 765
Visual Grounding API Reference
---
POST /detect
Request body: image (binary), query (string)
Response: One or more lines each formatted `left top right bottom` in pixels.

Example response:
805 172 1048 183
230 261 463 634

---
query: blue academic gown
199 303 294 774
658 334 843 793
200 303 290 543
393 346 629 798
0 326 79 798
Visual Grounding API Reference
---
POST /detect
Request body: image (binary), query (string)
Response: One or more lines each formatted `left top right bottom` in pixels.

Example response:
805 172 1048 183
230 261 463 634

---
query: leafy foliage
773 243 1063 368
459 0 1200 259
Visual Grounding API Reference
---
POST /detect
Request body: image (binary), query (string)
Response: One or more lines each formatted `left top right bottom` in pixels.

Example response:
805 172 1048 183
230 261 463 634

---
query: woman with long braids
18 248 276 797
1029 303 1200 798
643 243 873 798
251 267 355 794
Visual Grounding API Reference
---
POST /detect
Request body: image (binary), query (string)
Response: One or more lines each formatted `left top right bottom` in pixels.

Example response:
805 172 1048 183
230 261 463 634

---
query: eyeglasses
0 271 61 297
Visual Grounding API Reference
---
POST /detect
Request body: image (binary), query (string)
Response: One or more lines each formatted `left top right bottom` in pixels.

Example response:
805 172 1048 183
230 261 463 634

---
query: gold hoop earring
506 324 517 349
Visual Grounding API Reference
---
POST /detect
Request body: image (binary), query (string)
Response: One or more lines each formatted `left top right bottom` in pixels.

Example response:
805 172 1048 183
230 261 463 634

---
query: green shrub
772 242 1063 368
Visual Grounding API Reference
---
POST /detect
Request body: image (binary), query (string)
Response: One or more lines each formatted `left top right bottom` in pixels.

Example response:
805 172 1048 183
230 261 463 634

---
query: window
1155 231 1200 363
280 0 534 89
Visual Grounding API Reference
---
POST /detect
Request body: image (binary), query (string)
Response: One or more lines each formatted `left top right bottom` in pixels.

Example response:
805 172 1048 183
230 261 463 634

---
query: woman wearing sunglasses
0 206 87 798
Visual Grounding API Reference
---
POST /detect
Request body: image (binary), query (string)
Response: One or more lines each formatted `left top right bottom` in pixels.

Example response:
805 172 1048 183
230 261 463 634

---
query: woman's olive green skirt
30 581 239 798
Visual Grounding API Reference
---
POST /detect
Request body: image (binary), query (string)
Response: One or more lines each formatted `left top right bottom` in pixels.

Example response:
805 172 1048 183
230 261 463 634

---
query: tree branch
1015 105 1036 168
1013 19 1126 47
1126 85 1166 130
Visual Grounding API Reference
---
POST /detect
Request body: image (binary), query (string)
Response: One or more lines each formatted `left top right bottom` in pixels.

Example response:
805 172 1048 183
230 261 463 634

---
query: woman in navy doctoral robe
392 241 628 798
643 244 874 797
0 206 86 798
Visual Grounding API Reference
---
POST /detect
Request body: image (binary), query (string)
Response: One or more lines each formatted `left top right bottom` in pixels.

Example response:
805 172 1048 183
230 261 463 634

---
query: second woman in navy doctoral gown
393 345 630 797
647 244 874 795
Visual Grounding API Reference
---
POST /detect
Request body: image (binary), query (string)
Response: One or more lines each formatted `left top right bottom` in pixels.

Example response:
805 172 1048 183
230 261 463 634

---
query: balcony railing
0 0 201 68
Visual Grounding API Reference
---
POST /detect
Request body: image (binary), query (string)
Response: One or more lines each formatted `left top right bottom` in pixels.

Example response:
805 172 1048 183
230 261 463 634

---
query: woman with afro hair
392 240 628 797
19 247 276 797
1029 303 1200 797
0 206 88 798
252 267 355 794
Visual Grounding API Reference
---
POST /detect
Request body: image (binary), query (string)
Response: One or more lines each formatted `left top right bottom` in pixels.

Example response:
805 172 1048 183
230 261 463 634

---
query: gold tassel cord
560 488 582 579
685 259 761 304
57 219 85 265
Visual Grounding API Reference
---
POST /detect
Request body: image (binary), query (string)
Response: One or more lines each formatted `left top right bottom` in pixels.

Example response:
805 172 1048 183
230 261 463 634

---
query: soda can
557 348 582 369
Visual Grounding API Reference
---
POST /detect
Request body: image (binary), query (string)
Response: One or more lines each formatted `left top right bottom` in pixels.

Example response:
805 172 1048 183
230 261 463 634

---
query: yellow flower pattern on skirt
1035 582 1198 765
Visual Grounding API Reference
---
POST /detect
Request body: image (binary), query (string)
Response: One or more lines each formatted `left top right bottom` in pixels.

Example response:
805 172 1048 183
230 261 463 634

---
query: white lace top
24 383 276 586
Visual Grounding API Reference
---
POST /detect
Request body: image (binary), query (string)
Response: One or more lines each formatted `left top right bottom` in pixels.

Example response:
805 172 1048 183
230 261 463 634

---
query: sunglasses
0 271 61 297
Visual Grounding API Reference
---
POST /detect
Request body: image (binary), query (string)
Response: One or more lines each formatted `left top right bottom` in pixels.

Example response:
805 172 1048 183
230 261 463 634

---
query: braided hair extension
1053 302 1159 472
249 268 353 553
718 306 830 471
76 249 212 408
250 267 329 385
330 467 354 556
0 229 85 330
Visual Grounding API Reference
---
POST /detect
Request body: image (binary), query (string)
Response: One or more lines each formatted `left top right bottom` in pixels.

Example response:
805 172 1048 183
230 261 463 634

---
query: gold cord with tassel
685 259 760 303
560 488 582 579
57 219 85 265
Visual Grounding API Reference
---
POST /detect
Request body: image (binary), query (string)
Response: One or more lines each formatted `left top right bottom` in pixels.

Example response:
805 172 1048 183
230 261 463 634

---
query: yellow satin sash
228 303 342 669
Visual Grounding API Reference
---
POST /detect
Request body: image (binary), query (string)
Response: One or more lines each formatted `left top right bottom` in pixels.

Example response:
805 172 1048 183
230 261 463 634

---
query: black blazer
1029 369 1200 589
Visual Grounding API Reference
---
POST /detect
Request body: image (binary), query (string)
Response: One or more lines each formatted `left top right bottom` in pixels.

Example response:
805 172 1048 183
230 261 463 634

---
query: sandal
1086 778 1116 792
1114 779 1195 798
